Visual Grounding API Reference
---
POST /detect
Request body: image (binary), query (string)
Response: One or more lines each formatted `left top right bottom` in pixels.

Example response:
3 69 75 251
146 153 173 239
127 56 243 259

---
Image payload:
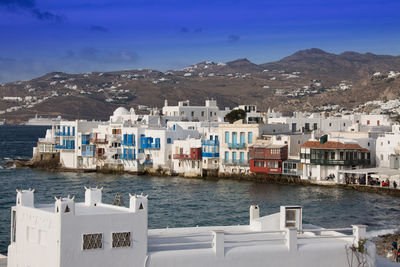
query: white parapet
0 254 7 267
212 230 224 258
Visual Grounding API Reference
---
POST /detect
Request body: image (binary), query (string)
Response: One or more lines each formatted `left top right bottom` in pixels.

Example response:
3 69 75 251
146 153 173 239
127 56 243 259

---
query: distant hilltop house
29 99 400 186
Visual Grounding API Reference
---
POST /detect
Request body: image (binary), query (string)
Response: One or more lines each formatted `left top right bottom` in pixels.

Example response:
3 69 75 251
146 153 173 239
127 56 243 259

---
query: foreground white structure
6 188 376 267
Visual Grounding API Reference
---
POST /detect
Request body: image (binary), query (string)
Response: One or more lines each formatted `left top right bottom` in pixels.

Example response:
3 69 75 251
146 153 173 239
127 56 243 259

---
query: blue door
240 132 245 144
225 151 229 163
232 152 237 163
232 132 237 145
225 131 229 143
248 132 253 144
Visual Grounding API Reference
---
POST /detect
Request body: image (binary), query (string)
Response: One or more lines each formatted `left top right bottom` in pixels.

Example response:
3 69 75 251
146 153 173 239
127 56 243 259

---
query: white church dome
113 107 129 116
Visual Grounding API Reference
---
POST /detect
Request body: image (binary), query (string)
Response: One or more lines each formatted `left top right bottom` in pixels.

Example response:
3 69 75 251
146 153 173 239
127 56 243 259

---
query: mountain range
1 48 400 124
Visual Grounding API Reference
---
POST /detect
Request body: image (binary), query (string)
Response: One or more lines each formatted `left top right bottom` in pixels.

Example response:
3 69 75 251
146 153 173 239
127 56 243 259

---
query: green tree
225 109 246 123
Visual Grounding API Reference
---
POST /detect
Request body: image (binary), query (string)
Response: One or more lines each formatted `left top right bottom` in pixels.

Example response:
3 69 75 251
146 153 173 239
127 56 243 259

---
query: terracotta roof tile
301 141 370 152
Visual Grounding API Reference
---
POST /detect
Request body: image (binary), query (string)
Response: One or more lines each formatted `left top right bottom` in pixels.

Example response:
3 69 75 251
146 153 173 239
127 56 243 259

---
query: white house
6 188 376 267
300 139 371 182
172 138 202 177
162 99 229 123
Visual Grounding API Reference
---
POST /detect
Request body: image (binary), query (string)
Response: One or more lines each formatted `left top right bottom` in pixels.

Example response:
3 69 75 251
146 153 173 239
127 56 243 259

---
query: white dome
113 107 129 116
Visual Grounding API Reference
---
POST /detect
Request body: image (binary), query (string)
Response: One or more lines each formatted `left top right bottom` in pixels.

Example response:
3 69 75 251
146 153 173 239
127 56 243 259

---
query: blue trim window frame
225 131 229 144
123 134 135 146
167 138 172 144
232 132 237 145
240 132 245 145
225 151 229 162
248 132 253 144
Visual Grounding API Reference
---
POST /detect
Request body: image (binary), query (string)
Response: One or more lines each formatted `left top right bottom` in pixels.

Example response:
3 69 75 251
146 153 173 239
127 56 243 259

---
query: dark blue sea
1 126 400 254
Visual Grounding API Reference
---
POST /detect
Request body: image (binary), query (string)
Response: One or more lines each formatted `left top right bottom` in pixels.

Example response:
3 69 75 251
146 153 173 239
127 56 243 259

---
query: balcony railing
173 154 190 160
91 138 107 144
173 153 202 160
121 140 135 146
55 132 75 137
202 140 219 146
202 152 220 158
141 143 160 149
223 159 249 166
82 151 95 157
55 145 75 150
309 158 370 166
228 143 246 149
119 154 136 160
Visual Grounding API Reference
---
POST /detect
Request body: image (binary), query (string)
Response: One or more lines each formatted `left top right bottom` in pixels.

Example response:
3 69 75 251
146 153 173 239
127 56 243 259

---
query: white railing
148 225 366 257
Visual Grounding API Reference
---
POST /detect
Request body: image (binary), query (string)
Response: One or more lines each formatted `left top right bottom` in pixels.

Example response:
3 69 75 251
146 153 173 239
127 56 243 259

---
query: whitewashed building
6 188 377 267
300 139 371 182
172 138 202 177
162 99 229 122
375 125 400 168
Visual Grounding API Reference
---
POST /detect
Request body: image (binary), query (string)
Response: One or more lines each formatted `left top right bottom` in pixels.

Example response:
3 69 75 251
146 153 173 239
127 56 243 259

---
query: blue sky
0 0 400 82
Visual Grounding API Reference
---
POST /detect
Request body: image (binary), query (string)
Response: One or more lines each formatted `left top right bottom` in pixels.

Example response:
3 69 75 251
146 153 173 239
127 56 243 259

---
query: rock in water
113 192 125 206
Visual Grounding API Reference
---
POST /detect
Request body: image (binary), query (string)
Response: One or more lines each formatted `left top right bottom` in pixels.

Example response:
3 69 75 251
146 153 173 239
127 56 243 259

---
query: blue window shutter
225 131 229 143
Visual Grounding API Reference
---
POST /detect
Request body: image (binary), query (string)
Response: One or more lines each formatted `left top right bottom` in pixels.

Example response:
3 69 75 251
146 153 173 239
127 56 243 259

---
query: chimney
54 195 75 215
84 186 103 206
249 204 260 222
16 189 35 207
129 193 148 213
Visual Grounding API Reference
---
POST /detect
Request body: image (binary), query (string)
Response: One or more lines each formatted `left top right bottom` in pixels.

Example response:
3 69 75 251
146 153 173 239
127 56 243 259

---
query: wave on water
366 228 400 239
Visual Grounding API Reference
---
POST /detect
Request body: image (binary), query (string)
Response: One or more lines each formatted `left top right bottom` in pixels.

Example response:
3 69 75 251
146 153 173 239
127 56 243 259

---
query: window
83 233 103 250
313 123 318 130
254 160 265 167
225 131 229 143
167 138 172 144
248 132 253 144
271 149 280 154
210 111 212 117
368 142 370 146
201 111 205 117
329 123 332 127
388 141 391 145
112 232 131 248
380 154 383 160
267 161 278 168
330 152 335 160
191 111 194 117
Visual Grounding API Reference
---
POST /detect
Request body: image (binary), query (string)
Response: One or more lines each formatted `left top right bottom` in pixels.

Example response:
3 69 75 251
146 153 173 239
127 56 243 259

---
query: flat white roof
148 224 353 253
36 202 132 215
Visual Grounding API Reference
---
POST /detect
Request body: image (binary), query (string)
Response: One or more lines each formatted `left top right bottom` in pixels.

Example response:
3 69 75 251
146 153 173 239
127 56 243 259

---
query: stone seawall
15 159 400 196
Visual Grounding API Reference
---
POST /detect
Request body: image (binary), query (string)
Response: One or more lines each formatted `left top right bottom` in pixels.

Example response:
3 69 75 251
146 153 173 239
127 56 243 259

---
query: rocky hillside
1 48 400 124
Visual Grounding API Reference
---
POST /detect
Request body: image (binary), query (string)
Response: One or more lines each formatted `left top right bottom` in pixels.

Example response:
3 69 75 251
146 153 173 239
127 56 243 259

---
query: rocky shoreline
371 232 400 262
9 158 400 197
